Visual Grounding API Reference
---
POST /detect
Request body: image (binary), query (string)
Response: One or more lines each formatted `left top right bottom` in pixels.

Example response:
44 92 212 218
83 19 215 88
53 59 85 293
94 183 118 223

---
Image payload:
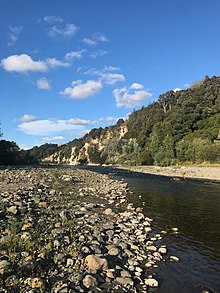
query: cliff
42 75 220 166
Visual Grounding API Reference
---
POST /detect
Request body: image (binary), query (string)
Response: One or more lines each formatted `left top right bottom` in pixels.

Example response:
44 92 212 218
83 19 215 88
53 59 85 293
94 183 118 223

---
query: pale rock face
42 122 128 165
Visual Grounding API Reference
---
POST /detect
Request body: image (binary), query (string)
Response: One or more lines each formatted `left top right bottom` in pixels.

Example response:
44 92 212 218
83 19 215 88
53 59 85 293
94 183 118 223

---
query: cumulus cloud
46 58 70 68
101 73 125 85
8 25 23 46
39 136 64 143
1 54 71 73
67 118 91 125
36 77 51 90
84 66 125 86
93 32 108 42
43 16 63 24
113 84 152 108
103 66 120 72
1 54 47 73
90 50 108 59
64 50 86 62
60 80 103 99
82 38 96 46
15 114 37 123
82 32 108 45
130 83 144 90
18 119 84 136
47 23 78 38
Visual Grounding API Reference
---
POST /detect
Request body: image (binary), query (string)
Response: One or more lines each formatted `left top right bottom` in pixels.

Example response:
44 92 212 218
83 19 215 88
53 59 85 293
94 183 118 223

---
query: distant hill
42 75 220 166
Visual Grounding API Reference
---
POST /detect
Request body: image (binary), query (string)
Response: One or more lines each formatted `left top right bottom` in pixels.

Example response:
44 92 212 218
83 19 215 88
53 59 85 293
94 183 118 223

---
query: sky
1 0 220 149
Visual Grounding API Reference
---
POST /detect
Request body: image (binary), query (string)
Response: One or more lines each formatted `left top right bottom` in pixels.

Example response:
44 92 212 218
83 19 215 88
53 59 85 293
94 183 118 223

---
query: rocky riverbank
0 167 179 292
117 165 220 182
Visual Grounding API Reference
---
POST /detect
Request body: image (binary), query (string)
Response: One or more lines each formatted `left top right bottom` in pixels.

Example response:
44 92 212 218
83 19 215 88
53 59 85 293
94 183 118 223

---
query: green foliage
27 143 59 163
0 140 20 165
22 75 220 167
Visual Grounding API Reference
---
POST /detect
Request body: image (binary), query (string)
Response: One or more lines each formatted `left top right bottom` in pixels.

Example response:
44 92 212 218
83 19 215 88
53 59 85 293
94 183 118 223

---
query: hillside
42 75 220 166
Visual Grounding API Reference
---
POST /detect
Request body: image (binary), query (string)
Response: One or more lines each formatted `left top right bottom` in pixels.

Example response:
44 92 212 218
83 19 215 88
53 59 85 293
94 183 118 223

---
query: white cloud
82 38 96 46
15 114 37 123
18 119 84 136
84 66 125 86
8 25 23 46
173 87 182 92
93 32 108 42
67 118 91 125
103 65 120 72
39 136 64 143
130 83 144 90
64 50 86 62
60 80 102 99
1 54 72 73
82 32 108 45
1 54 47 73
47 23 78 38
90 50 108 59
113 85 152 108
36 77 51 90
101 73 125 85
43 16 63 24
46 58 70 68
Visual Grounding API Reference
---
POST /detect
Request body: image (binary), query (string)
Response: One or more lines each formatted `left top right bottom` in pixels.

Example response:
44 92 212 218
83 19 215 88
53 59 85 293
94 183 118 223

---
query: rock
146 245 157 252
7 205 17 215
116 277 134 286
21 223 33 231
108 247 120 256
20 232 32 241
82 275 98 288
171 227 178 232
104 208 114 216
145 278 159 287
158 247 167 254
106 269 115 279
120 270 131 278
170 256 180 262
85 255 108 270
25 277 44 289
0 260 11 274
66 258 74 267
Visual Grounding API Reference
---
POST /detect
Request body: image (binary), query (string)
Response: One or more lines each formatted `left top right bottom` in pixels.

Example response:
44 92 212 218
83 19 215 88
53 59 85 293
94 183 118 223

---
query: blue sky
1 0 220 149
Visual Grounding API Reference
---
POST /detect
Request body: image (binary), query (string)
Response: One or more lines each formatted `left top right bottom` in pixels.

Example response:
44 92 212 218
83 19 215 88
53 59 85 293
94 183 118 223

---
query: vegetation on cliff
1 75 220 166
44 75 220 166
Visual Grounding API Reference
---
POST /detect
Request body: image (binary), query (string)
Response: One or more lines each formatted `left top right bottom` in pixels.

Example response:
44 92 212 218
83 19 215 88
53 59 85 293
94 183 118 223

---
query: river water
76 166 220 293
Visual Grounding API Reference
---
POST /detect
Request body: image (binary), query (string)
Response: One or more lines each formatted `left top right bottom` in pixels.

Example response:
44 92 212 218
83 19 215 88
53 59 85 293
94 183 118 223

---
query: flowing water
76 166 220 293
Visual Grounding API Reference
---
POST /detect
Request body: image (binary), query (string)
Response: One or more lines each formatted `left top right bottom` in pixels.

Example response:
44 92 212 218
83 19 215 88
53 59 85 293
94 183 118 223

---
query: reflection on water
75 166 220 292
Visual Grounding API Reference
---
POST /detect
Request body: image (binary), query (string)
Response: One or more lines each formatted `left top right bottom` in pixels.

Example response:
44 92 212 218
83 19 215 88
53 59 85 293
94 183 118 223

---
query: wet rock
145 278 159 287
158 246 167 254
169 256 180 262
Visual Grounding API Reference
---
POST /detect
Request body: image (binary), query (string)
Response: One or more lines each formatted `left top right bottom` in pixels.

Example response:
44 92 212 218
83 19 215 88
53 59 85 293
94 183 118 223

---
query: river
76 166 220 293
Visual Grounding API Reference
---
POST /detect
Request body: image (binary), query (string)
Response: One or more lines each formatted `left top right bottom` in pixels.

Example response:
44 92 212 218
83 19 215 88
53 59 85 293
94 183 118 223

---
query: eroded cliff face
42 123 128 165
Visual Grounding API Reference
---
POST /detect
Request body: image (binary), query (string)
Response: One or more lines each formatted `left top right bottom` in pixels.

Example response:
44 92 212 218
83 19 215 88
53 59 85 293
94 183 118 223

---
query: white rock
145 278 159 287
170 256 180 262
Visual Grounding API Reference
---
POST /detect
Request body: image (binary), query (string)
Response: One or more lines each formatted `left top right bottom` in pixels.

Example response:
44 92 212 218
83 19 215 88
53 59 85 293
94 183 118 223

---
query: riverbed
77 166 220 293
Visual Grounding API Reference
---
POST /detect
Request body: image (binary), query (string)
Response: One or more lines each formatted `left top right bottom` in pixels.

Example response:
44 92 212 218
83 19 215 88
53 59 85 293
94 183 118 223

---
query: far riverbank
116 165 220 182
